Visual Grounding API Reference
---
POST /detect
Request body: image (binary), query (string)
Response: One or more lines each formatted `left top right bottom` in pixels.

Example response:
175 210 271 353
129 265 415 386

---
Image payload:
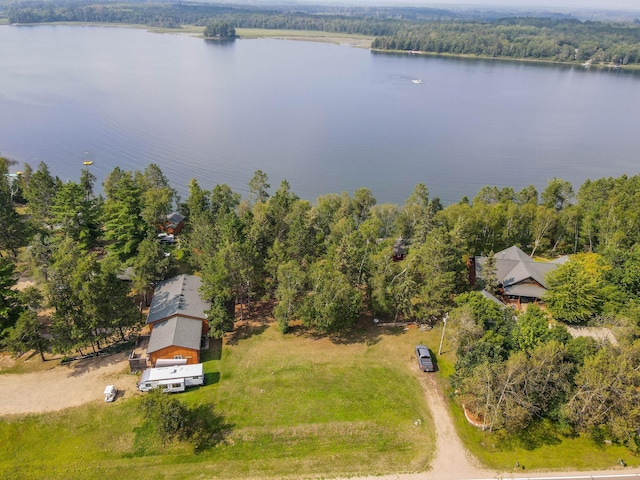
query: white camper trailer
137 363 205 393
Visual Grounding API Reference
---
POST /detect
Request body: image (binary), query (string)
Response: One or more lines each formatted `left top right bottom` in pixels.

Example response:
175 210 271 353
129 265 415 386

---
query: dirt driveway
413 368 492 480
341 367 640 480
0 353 139 415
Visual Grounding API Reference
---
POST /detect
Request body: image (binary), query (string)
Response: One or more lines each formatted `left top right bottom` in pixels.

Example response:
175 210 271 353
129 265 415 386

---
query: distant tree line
7 3 640 64
372 17 640 65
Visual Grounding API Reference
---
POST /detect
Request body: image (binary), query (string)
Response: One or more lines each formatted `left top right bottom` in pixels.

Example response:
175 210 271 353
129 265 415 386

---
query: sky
349 0 640 11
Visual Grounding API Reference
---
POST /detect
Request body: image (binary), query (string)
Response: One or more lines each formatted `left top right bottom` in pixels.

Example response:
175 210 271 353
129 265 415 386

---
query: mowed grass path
0 321 437 480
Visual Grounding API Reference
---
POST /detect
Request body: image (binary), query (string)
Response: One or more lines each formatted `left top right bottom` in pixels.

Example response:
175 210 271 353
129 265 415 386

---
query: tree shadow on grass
290 316 406 346
203 338 222 361
204 372 220 385
504 420 563 451
188 404 234 453
225 322 269 346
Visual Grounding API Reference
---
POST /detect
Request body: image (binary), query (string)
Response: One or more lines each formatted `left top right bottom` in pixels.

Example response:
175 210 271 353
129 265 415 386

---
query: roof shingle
146 274 210 325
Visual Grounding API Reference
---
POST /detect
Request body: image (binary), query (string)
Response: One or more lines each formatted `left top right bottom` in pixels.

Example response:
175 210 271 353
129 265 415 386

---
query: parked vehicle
415 345 435 372
157 233 175 244
138 363 205 393
104 385 117 402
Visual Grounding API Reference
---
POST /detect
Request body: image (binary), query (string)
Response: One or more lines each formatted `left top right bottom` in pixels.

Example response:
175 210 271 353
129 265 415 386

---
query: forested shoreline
4 1 640 66
2 152 640 444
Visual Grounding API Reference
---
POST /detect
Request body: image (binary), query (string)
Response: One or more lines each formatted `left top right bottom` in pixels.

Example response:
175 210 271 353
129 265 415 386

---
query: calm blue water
1 25 639 204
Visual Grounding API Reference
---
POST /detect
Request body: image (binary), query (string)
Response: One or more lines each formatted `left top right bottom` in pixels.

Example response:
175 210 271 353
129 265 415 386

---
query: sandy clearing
0 353 139 415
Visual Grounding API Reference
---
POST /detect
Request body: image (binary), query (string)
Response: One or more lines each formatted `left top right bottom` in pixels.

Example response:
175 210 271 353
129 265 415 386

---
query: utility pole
438 313 448 355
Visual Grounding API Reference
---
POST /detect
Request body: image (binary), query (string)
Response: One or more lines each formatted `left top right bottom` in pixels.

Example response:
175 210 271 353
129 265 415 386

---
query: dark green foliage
204 20 236 39
40 237 140 353
513 305 564 352
141 388 189 444
206 297 235 339
273 261 305 333
3 309 49 361
454 291 512 334
565 335 600 369
140 388 230 451
578 175 640 252
102 165 176 260
301 260 363 333
543 254 606 324
0 160 28 256
372 18 640 65
51 181 102 249
460 341 572 432
481 251 499 295
23 161 58 229
131 237 171 306
564 343 640 448
102 169 149 259
0 258 22 336
542 177 574 212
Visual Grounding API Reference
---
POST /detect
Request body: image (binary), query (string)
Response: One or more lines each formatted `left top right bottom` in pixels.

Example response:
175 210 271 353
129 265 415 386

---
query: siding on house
149 345 200 366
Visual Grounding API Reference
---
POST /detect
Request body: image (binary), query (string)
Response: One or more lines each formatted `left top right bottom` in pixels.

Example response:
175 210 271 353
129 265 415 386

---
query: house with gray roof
147 316 203 366
147 274 210 327
473 246 568 309
146 274 211 366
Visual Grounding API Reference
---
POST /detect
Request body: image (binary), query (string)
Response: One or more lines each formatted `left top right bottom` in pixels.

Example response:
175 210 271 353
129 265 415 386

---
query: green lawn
0 320 436 479
3 317 635 479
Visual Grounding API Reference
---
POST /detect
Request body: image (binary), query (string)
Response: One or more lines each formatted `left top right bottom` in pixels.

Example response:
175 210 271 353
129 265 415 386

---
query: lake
1 25 639 205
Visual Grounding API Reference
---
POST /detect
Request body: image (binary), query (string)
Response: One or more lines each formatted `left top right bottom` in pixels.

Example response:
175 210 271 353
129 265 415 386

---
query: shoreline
4 22 638 70
371 47 640 71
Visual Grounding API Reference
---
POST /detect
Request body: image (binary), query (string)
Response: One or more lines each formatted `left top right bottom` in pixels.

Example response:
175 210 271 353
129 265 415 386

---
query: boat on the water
412 79 423 84
83 160 93 166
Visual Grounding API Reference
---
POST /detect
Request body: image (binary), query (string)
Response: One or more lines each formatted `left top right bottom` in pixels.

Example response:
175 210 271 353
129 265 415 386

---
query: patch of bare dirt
0 352 139 415
0 355 15 369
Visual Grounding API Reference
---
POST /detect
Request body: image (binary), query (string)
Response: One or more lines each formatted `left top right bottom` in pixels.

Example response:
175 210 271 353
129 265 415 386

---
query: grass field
2 315 638 478
235 28 373 47
0 319 438 479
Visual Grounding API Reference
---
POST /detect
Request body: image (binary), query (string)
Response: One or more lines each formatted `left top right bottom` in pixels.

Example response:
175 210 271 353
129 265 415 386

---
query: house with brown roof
472 246 568 309
159 212 185 235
